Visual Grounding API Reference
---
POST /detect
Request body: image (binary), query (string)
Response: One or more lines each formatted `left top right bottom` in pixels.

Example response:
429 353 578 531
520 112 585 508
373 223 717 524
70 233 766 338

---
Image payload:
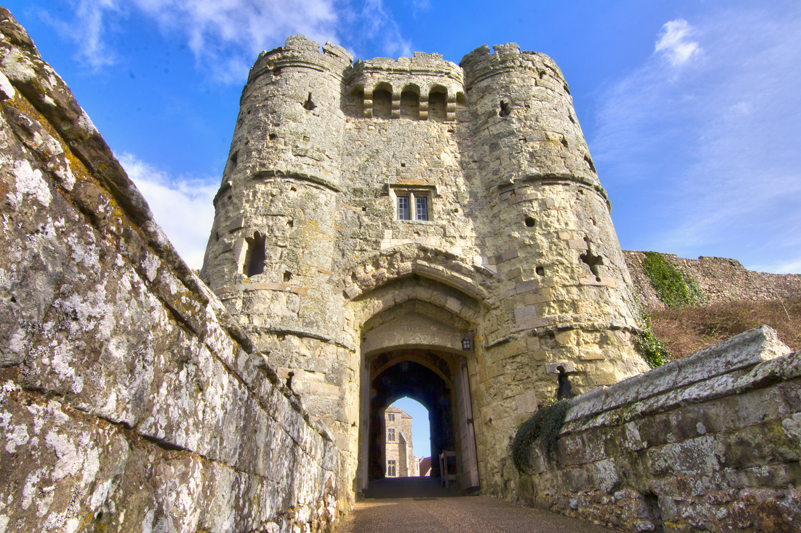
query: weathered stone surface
505 327 801 532
5 10 799 531
202 34 650 494
0 9 346 532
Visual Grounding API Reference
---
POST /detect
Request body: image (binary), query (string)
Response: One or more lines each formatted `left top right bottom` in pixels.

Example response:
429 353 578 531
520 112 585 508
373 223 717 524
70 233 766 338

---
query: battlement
460 43 568 93
248 34 352 84
345 53 463 120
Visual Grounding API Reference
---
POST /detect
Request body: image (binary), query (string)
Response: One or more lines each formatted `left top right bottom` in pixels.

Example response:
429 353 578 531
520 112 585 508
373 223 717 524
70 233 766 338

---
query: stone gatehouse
5 9 798 528
200 35 649 497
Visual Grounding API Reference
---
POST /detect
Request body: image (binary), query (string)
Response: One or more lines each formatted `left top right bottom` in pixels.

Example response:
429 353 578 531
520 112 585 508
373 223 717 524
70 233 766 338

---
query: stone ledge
215 282 309 297
565 326 792 427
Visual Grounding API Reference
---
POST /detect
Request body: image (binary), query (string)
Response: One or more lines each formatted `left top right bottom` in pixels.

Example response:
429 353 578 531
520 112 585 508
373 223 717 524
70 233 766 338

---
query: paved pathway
335 478 616 533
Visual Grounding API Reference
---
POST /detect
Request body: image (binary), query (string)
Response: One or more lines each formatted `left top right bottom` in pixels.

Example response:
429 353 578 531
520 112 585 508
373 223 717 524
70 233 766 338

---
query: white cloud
654 19 700 66
132 0 340 81
40 0 120 69
44 0 416 81
408 0 431 15
351 0 412 59
119 153 217 269
593 4 801 274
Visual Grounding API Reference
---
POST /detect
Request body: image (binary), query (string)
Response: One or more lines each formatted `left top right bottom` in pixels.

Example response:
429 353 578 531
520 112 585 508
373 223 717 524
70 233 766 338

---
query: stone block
546 361 576 374
515 391 539 414
514 304 539 324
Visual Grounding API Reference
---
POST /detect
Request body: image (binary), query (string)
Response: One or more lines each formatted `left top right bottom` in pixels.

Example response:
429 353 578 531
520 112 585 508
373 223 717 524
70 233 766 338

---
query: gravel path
335 478 616 533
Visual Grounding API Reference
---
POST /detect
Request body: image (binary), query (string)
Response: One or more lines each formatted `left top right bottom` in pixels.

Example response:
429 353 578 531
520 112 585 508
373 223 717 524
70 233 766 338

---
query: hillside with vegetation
625 251 801 362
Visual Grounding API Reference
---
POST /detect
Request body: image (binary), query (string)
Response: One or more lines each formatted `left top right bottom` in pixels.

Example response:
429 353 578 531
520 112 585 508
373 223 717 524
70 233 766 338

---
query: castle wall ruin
625 251 801 309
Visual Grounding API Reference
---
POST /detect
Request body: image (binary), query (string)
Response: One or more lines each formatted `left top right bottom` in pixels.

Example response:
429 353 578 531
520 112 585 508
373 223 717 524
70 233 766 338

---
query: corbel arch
370 82 392 119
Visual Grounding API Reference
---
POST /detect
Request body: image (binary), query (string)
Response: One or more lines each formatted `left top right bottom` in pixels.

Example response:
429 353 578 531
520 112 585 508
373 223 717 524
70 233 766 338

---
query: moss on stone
642 252 706 308
635 314 671 368
512 400 570 472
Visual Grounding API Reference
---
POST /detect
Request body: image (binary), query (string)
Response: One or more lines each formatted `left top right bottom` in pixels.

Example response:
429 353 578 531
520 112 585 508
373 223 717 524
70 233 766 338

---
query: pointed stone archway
367 355 452 480
354 284 482 493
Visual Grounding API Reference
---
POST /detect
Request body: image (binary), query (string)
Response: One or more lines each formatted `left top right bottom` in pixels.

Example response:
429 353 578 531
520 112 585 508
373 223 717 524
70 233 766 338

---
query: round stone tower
458 43 648 488
200 36 360 477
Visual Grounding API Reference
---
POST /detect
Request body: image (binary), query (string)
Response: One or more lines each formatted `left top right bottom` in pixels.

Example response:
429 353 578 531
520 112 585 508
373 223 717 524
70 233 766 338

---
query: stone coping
564 326 793 427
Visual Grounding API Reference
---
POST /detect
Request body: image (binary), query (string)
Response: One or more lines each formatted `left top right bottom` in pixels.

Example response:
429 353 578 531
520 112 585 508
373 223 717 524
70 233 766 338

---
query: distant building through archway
383 405 420 477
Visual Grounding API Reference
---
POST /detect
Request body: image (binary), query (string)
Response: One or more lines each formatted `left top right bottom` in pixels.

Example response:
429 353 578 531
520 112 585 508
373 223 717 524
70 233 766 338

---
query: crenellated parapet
345 53 464 121
248 34 353 86
460 43 568 93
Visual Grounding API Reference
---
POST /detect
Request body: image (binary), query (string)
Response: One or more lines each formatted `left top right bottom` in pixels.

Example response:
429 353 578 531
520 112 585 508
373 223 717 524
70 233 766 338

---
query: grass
647 297 801 360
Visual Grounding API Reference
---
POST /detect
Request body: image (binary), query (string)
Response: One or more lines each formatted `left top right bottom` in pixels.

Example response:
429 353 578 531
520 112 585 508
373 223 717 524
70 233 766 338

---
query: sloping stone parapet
503 326 801 532
0 8 346 532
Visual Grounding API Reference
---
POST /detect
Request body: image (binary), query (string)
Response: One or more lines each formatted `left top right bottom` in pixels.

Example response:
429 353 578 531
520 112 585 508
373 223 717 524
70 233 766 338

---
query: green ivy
634 315 671 368
642 252 706 308
511 400 570 472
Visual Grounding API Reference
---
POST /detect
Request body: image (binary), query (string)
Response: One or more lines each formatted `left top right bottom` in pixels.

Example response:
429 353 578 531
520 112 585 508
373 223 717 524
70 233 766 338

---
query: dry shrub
648 298 801 360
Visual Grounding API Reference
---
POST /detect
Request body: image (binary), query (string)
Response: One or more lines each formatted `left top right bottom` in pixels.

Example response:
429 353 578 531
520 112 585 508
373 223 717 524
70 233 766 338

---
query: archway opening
360 345 479 494
350 273 487 493
368 358 452 481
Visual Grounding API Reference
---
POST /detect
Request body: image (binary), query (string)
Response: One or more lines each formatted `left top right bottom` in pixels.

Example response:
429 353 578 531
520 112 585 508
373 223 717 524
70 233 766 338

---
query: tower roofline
248 34 353 85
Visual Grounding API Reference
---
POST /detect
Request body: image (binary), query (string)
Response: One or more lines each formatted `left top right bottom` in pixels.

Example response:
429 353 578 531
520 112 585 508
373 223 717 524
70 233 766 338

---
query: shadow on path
362 477 460 499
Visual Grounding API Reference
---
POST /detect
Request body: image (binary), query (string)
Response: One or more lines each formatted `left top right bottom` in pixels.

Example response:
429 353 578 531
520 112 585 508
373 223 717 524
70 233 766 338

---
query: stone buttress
202 36 649 495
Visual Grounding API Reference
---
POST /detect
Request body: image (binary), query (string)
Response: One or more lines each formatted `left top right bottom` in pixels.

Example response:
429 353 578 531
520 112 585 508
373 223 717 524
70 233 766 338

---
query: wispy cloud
593 4 801 273
133 0 340 82
407 0 431 16
350 0 412 59
654 19 701 67
119 153 217 269
43 0 416 81
39 0 120 69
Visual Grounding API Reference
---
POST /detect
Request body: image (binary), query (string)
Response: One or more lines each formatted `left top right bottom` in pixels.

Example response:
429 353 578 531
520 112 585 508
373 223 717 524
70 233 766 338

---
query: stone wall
625 251 801 309
500 326 801 532
0 9 347 532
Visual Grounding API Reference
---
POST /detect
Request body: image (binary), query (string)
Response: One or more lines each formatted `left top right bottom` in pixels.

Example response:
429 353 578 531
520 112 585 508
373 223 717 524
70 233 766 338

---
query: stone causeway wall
500 326 801 532
625 251 801 309
0 9 347 532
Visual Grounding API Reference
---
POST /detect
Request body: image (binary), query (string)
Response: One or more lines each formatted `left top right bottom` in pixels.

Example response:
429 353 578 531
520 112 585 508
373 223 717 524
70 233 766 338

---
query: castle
200 35 649 494
3 11 799 529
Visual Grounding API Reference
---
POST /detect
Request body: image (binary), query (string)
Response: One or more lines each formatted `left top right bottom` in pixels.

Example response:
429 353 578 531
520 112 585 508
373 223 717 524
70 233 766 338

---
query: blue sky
5 0 801 273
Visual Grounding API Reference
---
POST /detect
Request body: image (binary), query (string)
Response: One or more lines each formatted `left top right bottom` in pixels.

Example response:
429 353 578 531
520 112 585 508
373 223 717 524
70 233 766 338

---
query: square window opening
393 187 433 222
